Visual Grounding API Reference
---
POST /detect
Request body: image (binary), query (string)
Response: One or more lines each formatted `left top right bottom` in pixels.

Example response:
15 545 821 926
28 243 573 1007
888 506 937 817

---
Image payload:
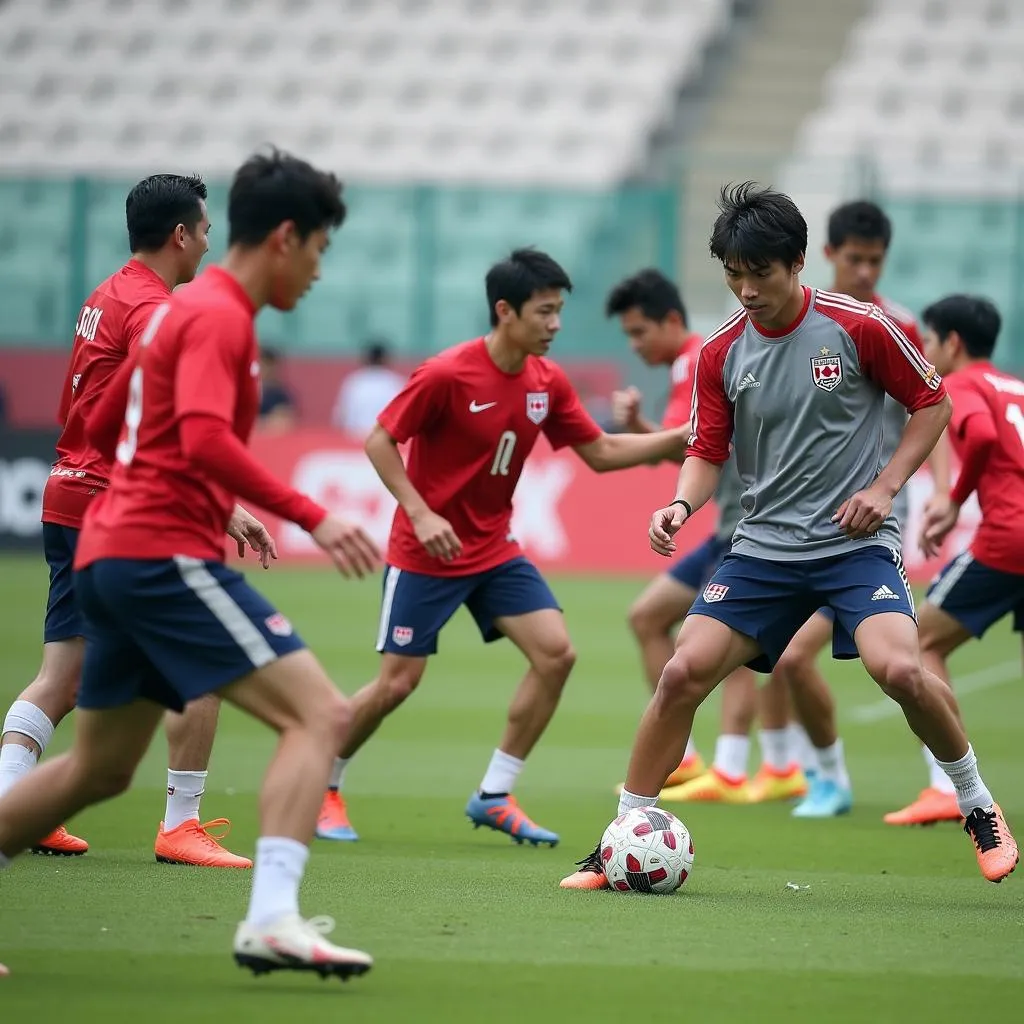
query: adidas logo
737 372 761 391
871 585 901 601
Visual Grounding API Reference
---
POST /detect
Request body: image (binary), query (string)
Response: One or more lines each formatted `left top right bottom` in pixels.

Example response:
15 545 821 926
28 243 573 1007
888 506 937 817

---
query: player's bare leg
625 574 704 785
0 700 164 860
156 695 251 868
660 667 757 803
219 649 372 979
464 609 572 846
884 601 970 826
856 612 1016 881
773 613 852 817
0 638 88 855
561 615 758 889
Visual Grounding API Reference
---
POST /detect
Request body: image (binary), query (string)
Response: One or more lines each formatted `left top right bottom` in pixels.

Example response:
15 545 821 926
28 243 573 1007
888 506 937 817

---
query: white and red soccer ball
600 806 694 895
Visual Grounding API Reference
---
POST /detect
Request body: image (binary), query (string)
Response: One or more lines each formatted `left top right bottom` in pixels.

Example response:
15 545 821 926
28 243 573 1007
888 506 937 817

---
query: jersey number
75 305 103 343
490 430 517 476
115 367 144 466
1007 403 1024 450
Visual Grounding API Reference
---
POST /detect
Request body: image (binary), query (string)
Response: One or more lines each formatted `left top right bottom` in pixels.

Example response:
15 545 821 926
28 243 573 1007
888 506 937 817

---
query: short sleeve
946 376 994 442
854 309 946 413
175 310 250 423
686 342 733 463
543 368 602 450
377 359 448 443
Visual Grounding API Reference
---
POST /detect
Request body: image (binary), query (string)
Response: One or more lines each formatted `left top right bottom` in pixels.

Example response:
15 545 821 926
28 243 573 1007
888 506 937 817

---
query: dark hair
709 181 807 271
126 173 207 253
921 294 1001 359
605 268 687 325
485 247 572 326
260 346 282 365
362 338 391 366
228 147 346 247
827 200 892 250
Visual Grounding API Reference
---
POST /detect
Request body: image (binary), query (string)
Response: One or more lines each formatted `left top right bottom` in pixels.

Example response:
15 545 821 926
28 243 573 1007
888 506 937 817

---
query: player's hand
611 387 643 430
649 503 689 556
410 509 462 562
919 495 960 558
227 505 278 569
832 485 892 539
311 514 381 578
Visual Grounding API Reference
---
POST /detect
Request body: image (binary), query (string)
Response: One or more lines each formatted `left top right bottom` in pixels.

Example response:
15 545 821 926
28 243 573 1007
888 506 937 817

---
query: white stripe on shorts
173 555 276 668
891 547 916 615
375 566 401 652
927 549 974 609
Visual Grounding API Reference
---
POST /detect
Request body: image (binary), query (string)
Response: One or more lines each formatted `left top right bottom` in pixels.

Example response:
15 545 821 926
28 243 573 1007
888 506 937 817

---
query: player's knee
22 669 78 720
875 657 924 704
772 646 810 687
627 600 653 639
533 640 576 685
70 753 135 801
656 651 710 709
316 692 354 750
380 665 424 712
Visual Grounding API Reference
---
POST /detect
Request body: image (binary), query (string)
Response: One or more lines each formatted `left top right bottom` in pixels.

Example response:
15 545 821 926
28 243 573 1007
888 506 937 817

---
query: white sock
713 734 749 779
683 735 697 760
758 729 790 772
922 746 956 795
164 770 207 831
934 745 994 817
0 743 38 799
245 836 309 928
814 740 851 790
479 749 525 795
329 757 349 791
786 723 818 773
617 787 659 816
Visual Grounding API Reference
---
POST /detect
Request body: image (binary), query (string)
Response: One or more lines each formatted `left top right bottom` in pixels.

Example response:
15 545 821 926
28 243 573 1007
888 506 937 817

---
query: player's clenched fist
832 484 892 540
649 502 689 556
410 508 463 562
611 386 642 429
311 515 381 578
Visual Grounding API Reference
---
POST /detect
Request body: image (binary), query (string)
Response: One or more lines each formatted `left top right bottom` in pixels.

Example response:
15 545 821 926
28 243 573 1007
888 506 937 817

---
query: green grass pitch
0 554 1021 1021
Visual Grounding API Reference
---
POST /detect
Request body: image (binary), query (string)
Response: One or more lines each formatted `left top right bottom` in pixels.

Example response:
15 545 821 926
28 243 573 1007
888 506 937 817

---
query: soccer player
0 174 251 867
885 295 1024 828
605 269 804 804
561 183 1017 889
316 249 689 846
766 200 951 818
0 149 381 978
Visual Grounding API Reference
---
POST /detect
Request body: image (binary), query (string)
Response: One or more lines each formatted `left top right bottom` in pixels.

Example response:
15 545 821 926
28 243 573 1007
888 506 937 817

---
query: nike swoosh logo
469 401 497 413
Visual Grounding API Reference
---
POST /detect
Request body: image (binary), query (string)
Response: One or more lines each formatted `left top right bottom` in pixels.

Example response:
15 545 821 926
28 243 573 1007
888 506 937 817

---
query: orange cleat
660 768 751 804
316 790 359 842
964 805 1018 883
154 818 252 868
748 763 808 803
32 825 88 857
559 846 610 890
883 788 962 826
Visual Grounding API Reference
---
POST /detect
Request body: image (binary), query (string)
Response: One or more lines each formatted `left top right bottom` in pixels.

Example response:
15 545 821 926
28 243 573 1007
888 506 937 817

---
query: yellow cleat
748 763 808 803
615 753 707 797
660 768 751 804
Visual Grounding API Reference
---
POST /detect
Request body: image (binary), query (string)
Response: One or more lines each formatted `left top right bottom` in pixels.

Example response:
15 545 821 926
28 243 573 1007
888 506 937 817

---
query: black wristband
670 499 692 517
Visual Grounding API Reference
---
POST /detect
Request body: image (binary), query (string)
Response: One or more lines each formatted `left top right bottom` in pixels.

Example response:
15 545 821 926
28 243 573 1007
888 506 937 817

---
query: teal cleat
465 792 559 847
792 777 853 819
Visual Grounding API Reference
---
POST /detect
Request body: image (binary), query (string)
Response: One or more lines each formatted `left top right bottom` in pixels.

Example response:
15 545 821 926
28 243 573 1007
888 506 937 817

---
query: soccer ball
600 806 694 895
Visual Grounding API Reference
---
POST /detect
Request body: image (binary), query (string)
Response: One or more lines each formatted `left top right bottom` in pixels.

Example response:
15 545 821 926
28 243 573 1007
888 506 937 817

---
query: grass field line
848 659 1020 724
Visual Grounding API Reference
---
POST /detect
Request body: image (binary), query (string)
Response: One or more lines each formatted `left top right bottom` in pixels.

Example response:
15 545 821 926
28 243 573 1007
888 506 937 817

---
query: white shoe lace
305 915 336 940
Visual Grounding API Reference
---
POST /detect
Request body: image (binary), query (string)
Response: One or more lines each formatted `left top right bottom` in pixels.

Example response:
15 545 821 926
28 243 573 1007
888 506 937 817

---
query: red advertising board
247 429 979 583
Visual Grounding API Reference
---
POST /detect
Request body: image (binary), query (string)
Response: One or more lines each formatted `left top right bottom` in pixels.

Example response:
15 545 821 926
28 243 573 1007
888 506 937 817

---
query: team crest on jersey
811 354 843 392
703 583 729 603
264 613 293 637
392 626 414 647
526 392 549 424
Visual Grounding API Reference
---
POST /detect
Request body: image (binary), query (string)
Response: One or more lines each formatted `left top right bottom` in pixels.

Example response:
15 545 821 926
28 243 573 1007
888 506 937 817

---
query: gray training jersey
713 455 745 544
688 288 944 562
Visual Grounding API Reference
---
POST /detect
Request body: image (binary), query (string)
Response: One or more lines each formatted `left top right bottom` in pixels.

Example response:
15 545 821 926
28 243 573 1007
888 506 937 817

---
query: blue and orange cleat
465 792 559 847
316 790 359 842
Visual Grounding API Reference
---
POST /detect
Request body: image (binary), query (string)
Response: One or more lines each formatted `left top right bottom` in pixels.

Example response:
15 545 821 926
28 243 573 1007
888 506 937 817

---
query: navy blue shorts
376 556 561 657
667 534 730 590
689 545 916 673
926 550 1024 637
43 523 86 643
75 557 306 712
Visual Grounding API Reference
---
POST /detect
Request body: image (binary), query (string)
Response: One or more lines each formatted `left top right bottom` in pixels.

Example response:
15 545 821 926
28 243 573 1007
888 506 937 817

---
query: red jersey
874 294 921 348
42 260 171 528
661 332 705 429
944 362 1024 574
378 337 602 576
76 268 271 566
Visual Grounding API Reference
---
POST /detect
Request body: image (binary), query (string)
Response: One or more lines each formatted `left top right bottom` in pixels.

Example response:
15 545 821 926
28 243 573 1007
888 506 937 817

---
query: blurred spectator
332 339 405 438
257 347 298 434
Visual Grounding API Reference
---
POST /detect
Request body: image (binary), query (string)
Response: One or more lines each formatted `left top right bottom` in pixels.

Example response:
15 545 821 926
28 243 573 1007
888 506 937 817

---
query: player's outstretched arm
571 426 689 472
649 455 722 556
365 424 462 561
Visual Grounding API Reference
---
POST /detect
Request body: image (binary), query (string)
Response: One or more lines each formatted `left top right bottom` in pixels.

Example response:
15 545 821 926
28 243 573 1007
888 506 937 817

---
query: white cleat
233 913 373 982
